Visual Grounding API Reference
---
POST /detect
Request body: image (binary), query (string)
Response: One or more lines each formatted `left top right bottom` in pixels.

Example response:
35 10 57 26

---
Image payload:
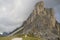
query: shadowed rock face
10 1 60 40
55 21 60 36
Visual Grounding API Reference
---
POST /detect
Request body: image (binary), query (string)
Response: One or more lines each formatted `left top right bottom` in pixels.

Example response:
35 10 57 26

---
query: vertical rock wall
22 1 59 40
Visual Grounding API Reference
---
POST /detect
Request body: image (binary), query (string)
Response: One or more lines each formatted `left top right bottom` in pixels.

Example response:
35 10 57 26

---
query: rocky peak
22 1 58 40
35 1 44 15
8 1 60 40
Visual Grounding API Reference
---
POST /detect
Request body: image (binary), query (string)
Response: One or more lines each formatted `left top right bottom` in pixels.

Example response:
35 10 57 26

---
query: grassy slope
0 34 43 40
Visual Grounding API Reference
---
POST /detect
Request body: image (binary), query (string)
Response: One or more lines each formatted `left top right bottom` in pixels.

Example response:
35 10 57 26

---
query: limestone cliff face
23 1 53 32
22 1 58 40
10 1 60 40
23 1 56 33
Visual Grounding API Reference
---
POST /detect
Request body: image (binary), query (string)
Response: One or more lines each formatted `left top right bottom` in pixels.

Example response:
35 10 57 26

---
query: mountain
8 1 60 40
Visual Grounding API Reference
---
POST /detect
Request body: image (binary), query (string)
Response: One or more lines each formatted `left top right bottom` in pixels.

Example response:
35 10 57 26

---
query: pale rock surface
12 38 22 40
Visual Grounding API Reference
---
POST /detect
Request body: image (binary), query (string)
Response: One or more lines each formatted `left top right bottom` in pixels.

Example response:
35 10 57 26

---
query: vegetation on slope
0 34 43 40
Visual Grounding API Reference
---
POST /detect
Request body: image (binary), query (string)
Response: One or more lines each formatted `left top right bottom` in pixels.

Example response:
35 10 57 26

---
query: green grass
0 34 43 40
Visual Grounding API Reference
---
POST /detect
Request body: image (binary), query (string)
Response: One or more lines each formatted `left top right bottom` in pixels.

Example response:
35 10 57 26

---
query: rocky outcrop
22 1 59 40
8 1 60 40
23 1 56 33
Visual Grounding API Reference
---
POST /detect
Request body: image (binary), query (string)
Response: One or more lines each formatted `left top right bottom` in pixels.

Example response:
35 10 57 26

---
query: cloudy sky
0 0 60 33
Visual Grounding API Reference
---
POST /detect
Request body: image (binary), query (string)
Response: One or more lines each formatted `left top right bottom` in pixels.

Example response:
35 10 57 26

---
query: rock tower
8 1 60 40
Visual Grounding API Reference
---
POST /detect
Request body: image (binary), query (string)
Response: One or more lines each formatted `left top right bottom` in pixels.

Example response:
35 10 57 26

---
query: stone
12 38 22 40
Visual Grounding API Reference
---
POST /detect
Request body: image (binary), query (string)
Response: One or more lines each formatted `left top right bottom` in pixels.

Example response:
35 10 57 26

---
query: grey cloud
0 0 60 33
44 0 60 8
0 0 41 33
